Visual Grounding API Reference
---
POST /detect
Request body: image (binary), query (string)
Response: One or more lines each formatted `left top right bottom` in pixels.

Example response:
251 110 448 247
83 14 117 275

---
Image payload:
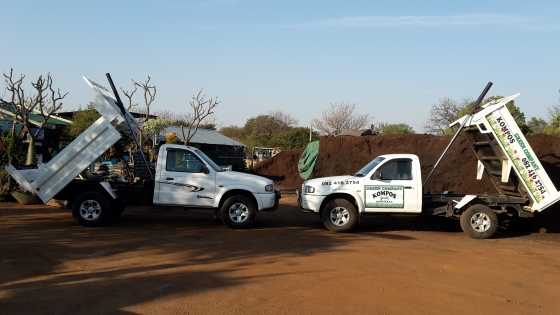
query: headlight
304 185 315 194
265 184 274 192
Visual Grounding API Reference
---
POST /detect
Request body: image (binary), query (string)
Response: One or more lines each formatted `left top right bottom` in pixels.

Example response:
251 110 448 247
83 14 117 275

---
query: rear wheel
72 191 113 227
460 204 499 239
321 198 358 232
221 195 257 229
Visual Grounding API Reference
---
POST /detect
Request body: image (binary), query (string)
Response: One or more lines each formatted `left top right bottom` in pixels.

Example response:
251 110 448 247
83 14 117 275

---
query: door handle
404 186 413 189
166 177 174 180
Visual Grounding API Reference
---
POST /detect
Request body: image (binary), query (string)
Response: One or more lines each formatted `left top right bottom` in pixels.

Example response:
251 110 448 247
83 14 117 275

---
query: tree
120 83 138 111
142 118 175 140
426 96 530 135
456 96 529 134
377 123 415 135
66 108 101 138
543 105 560 135
1 69 68 165
425 98 462 135
245 115 290 138
527 117 548 135
271 127 316 149
176 89 219 144
270 110 298 127
219 112 312 151
134 76 157 122
220 125 245 140
312 102 369 136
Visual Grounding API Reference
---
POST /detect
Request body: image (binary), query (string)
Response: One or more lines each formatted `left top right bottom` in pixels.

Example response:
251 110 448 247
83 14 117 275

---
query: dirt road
1 196 559 314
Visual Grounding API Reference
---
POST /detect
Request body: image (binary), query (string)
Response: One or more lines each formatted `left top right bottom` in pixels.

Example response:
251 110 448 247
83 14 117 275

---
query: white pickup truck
6 75 279 228
299 94 560 239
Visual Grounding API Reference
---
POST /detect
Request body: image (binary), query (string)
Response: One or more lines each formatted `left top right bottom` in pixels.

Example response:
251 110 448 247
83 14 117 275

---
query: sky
2 0 560 132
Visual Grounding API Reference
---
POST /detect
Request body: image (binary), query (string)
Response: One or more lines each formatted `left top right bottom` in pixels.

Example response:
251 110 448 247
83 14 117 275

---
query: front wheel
321 198 359 232
221 195 257 229
460 204 499 239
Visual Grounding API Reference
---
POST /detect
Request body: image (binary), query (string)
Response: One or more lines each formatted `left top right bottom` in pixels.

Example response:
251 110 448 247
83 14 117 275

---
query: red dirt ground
1 197 559 314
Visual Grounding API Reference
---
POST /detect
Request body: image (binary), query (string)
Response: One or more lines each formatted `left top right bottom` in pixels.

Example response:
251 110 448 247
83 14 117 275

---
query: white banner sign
365 185 404 208
485 107 557 207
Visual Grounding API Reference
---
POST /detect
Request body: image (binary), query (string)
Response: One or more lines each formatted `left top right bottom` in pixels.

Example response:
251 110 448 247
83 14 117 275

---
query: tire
220 195 257 229
460 204 499 239
72 191 113 227
321 198 359 232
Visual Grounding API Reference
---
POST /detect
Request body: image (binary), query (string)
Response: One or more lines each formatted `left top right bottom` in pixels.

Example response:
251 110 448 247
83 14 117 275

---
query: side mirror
200 164 210 174
373 171 386 180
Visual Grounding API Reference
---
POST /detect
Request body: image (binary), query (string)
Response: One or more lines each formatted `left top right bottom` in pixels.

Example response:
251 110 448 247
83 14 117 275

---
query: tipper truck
6 75 280 228
298 84 560 239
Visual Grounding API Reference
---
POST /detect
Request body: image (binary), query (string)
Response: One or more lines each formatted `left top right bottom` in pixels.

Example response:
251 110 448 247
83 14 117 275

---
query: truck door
363 158 421 213
156 148 216 207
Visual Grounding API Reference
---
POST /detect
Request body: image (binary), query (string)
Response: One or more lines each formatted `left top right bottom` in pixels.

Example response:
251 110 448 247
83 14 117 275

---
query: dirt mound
316 134 493 193
253 149 303 189
254 134 560 194
317 134 560 194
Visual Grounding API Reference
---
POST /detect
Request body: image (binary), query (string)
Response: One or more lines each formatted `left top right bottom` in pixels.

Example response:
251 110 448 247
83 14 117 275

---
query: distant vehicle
6 75 280 228
299 93 560 239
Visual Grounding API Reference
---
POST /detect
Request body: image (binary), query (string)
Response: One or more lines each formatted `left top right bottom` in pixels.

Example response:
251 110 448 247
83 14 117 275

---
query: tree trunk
25 136 35 166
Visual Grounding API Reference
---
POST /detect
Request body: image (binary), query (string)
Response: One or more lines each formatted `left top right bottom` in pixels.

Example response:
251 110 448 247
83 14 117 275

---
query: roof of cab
379 153 419 160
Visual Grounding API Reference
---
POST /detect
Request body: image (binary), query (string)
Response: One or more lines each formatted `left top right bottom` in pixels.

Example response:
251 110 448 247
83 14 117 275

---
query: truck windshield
194 149 225 172
354 157 385 177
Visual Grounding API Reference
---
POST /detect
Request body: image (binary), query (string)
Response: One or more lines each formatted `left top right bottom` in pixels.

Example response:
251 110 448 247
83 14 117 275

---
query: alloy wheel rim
330 207 350 226
79 200 102 221
470 212 491 232
229 202 249 223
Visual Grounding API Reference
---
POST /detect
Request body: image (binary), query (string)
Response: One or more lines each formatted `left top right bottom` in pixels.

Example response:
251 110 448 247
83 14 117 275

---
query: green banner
298 140 319 180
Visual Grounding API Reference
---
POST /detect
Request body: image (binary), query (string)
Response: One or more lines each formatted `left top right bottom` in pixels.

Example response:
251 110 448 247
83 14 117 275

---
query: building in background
0 102 72 163
162 127 246 171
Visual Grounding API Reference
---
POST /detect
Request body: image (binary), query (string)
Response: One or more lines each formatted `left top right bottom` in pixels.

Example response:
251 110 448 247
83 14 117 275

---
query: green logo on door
364 185 404 208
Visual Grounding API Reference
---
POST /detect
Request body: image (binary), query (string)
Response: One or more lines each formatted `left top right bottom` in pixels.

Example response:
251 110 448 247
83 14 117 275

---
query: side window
166 149 205 173
374 159 412 180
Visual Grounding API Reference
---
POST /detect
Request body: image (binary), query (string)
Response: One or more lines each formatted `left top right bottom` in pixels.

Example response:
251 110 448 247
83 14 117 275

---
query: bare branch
312 102 369 136
120 82 138 111
178 89 219 144
2 68 67 165
270 110 298 127
424 97 475 135
36 73 68 129
134 75 157 122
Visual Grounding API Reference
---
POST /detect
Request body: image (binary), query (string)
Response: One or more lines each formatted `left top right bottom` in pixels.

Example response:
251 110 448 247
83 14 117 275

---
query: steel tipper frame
5 75 139 207
450 94 560 213
421 92 560 238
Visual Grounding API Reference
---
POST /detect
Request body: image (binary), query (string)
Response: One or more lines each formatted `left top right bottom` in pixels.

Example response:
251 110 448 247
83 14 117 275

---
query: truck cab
300 154 423 214
154 143 279 220
299 154 424 229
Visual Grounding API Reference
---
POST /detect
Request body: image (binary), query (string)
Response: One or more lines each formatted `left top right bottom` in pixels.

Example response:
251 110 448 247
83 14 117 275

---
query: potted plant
0 170 13 202
10 189 40 205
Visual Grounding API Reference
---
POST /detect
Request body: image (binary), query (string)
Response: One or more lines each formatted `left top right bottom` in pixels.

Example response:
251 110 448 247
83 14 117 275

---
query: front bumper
259 190 281 211
297 189 323 213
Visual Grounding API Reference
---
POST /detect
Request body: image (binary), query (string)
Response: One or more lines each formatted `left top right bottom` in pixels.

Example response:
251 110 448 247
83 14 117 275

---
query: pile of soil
253 149 303 189
316 134 492 194
254 134 560 195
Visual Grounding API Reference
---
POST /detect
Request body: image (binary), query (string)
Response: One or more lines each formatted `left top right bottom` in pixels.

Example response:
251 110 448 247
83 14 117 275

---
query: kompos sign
365 185 404 208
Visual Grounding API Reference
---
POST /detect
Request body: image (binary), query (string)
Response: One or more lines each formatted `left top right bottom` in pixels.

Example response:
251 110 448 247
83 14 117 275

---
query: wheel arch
57 181 116 206
218 189 258 210
319 193 361 215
